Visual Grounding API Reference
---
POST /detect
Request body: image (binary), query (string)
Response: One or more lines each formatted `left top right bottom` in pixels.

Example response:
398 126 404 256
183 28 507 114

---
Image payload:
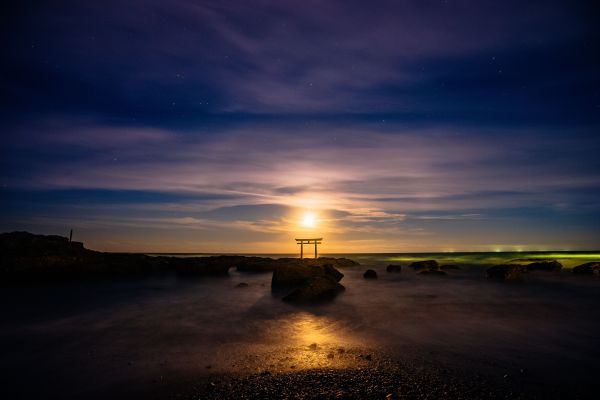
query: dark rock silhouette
272 263 344 288
272 262 345 303
386 264 402 273
440 264 460 270
572 262 600 275
487 264 523 280
419 269 447 276
239 257 358 272
282 275 345 303
410 260 438 270
0 232 356 284
525 260 562 271
363 269 378 279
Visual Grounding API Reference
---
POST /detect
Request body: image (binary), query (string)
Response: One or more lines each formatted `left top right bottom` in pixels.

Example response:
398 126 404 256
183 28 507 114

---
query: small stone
309 343 318 350
363 269 378 279
386 264 402 273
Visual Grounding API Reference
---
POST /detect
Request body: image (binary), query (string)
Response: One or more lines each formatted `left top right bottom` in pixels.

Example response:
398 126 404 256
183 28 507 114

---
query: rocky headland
0 231 357 286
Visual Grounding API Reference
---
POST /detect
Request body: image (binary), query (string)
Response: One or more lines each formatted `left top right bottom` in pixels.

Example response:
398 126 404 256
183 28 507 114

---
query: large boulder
272 263 343 289
487 264 523 280
363 269 378 279
386 264 402 273
272 261 346 303
410 260 438 270
572 262 600 275
525 260 562 271
283 275 345 303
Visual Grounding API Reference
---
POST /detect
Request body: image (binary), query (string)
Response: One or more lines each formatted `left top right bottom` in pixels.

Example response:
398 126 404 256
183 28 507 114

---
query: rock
0 231 86 257
235 282 249 288
572 262 600 275
386 264 402 273
440 264 460 270
418 269 447 276
363 269 378 279
237 256 359 272
410 260 439 270
525 260 562 271
235 257 281 272
486 264 523 280
271 261 348 303
165 256 233 276
283 275 345 303
272 263 343 289
1 232 356 282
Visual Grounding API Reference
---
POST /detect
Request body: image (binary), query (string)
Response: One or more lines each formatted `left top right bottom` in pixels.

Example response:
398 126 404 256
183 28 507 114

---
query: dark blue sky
1 0 599 252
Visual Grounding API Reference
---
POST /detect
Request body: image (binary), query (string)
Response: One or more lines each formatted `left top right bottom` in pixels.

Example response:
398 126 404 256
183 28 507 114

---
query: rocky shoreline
0 232 357 283
1 232 599 399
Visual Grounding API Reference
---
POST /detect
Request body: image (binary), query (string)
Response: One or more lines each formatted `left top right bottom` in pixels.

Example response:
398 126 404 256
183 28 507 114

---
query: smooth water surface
1 252 599 398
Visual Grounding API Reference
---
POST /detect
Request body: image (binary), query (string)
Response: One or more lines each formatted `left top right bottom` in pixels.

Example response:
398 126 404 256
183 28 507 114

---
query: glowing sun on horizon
302 213 316 228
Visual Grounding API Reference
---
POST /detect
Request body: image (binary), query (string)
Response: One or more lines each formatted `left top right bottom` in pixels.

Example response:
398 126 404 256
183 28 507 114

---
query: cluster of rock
486 260 563 280
3 232 598 296
0 231 359 284
361 260 464 279
271 261 350 303
486 264 524 280
411 260 448 276
572 262 600 275
485 260 600 280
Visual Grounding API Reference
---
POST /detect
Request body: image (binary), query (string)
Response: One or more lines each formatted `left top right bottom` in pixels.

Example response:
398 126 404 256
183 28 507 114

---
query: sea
1 251 599 398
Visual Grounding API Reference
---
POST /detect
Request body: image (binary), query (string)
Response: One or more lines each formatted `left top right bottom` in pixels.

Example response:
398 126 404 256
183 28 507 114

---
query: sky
1 0 599 253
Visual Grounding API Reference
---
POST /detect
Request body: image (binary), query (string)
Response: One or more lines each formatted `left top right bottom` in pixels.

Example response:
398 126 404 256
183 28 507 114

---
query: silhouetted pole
69 229 73 242
295 238 322 259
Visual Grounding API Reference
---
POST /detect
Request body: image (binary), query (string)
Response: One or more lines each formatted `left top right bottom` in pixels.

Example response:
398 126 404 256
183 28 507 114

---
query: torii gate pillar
295 238 322 259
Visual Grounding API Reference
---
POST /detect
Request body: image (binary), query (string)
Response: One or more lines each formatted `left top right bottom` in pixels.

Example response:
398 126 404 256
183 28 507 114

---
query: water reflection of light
291 312 340 345
253 312 367 372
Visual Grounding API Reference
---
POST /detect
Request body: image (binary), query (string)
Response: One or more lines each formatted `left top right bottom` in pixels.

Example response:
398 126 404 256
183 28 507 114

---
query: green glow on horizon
385 252 600 268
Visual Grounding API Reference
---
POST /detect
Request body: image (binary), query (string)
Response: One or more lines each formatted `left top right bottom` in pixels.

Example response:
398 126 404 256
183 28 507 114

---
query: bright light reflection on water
237 312 368 372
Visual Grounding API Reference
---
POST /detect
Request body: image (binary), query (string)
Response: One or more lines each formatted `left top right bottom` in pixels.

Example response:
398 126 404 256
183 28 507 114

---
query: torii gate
295 238 322 259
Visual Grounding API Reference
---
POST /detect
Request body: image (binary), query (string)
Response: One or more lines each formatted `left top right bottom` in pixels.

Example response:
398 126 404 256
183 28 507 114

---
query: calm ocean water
1 251 599 398
145 251 600 269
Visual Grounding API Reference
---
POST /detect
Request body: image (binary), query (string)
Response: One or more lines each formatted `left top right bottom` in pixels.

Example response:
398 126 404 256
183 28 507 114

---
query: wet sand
1 257 599 399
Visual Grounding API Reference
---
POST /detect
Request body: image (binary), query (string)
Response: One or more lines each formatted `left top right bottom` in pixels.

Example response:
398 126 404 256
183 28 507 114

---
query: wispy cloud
3 117 599 251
